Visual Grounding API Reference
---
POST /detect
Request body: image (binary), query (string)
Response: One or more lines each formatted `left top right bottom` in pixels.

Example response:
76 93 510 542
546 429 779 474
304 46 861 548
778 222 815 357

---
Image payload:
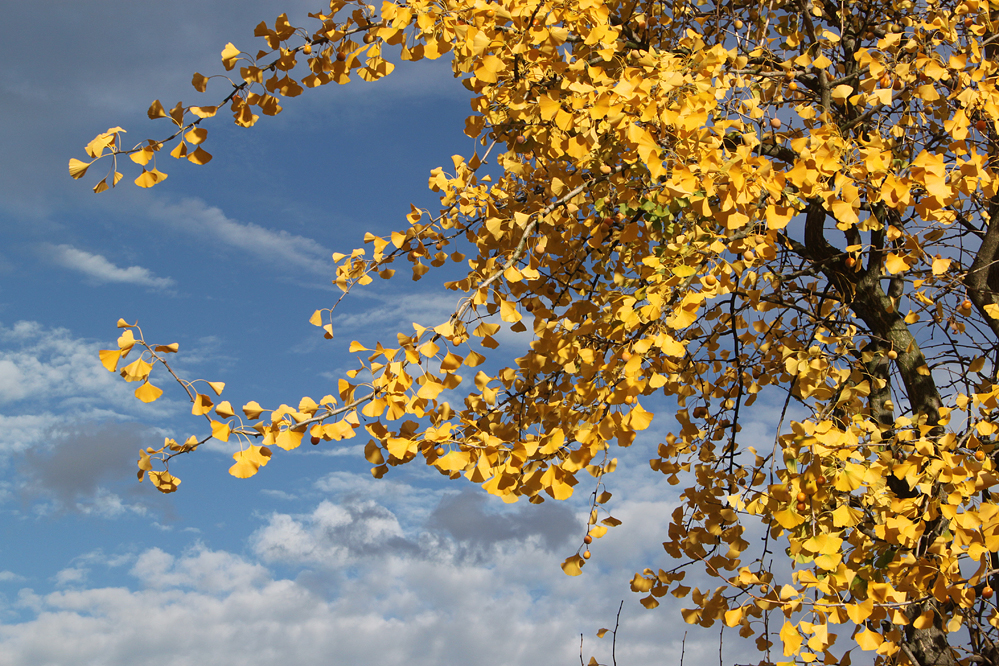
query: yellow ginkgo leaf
855 627 883 651
148 470 181 493
275 428 304 451
189 105 217 118
187 147 213 165
68 158 91 179
228 457 259 479
628 403 654 430
83 131 117 159
117 329 136 351
215 401 235 418
207 381 225 395
323 419 355 441
120 358 153 382
147 99 167 119
135 168 168 188
210 420 231 442
192 393 214 415
831 84 855 102
885 252 910 274
130 148 154 166
221 42 241 70
931 256 951 275
242 401 265 419
474 54 503 83
99 349 122 372
560 555 583 576
780 621 803 656
192 72 209 92
134 381 163 403
846 598 873 624
246 445 271 467
228 445 273 479
913 610 935 629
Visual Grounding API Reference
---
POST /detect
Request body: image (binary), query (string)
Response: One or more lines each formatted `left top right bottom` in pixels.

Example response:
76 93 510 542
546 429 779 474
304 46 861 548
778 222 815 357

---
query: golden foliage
84 0 999 663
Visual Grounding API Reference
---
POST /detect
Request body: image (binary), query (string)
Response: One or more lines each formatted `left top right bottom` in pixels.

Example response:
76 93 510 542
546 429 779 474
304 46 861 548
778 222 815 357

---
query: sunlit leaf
192 393 214 415
68 158 91 179
242 400 265 419
99 349 122 372
210 420 231 442
780 622 802 656
135 168 168 188
134 381 163 403
215 401 236 418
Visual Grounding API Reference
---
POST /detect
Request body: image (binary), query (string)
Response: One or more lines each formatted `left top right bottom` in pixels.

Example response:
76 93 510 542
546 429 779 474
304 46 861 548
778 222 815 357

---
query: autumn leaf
885 253 910 274
192 393 214 416
135 168 168 188
780 622 802 656
68 158 91 179
99 349 122 372
561 555 583 576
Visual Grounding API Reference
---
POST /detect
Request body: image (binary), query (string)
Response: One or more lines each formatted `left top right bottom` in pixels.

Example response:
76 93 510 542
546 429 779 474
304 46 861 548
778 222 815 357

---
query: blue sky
0 2 788 665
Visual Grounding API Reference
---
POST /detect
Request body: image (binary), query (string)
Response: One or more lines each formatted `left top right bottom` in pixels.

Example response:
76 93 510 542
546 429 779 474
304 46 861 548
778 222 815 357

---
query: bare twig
612 600 623 666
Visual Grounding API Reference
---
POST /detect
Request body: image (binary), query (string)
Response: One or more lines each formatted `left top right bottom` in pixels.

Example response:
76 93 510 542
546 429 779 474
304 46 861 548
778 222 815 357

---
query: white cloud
42 244 174 289
52 567 88 587
147 198 334 276
0 529 736 666
251 499 414 566
0 322 175 455
75 488 146 519
131 546 269 593
0 571 24 583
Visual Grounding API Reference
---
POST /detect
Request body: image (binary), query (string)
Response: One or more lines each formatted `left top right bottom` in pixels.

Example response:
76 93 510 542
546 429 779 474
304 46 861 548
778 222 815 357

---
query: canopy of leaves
80 0 999 664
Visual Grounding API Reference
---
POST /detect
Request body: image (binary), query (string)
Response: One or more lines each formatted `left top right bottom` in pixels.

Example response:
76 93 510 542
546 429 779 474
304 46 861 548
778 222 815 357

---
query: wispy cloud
0 321 177 455
42 244 174 289
148 198 334 275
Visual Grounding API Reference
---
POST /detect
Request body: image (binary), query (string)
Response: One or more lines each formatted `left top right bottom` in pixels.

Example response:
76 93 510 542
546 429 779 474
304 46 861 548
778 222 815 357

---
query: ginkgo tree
74 0 999 663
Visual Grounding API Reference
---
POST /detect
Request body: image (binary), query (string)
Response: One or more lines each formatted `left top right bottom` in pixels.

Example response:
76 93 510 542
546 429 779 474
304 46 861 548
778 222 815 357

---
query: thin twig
719 623 724 666
611 600 624 666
